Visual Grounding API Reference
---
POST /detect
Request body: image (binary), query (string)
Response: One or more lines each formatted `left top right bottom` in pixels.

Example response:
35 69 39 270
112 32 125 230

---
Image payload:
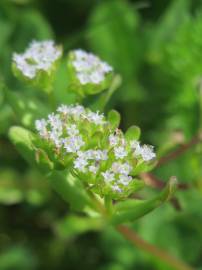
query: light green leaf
55 215 103 239
107 109 120 129
5 88 49 128
111 177 177 225
125 125 141 141
48 170 96 212
9 126 36 166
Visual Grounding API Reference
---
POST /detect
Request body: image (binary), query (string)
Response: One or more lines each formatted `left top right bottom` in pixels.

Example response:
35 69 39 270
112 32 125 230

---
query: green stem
117 225 194 270
104 195 113 215
48 90 56 110
86 189 106 216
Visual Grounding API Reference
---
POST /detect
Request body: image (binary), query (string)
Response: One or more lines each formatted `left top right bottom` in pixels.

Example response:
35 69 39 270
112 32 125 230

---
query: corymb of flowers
35 104 156 199
67 49 114 96
12 40 62 80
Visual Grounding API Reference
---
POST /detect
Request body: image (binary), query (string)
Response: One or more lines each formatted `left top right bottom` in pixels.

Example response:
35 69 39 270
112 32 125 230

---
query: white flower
112 185 122 193
66 124 79 136
35 119 48 138
48 113 63 134
88 164 99 174
140 145 156 161
74 157 88 172
70 105 85 117
109 134 119 147
111 162 132 175
93 150 108 161
86 111 105 125
57 104 71 115
72 49 113 85
118 175 132 186
13 40 62 79
63 135 84 153
49 130 62 148
102 170 115 183
114 146 127 159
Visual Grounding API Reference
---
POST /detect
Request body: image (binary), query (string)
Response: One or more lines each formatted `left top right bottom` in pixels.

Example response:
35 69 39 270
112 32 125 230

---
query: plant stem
141 173 189 190
86 189 107 216
104 195 113 215
116 225 194 270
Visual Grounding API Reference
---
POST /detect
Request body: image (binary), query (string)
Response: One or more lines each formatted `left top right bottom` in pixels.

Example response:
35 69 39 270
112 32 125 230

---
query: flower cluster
35 104 156 199
70 49 113 85
13 40 62 79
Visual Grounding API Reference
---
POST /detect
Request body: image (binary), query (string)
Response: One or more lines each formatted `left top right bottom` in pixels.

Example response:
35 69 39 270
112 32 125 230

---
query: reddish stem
117 225 194 270
157 135 201 168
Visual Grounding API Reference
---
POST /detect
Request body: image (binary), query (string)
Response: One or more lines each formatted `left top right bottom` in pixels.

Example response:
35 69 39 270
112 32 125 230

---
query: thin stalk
86 189 107 216
117 225 194 270
104 195 113 215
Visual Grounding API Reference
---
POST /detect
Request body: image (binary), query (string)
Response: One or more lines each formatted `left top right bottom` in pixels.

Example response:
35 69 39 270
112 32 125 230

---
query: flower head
71 49 113 85
13 40 62 79
35 104 156 199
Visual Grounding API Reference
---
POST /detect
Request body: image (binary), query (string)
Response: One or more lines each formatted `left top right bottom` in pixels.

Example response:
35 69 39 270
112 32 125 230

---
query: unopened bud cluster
71 49 113 85
35 105 156 199
67 50 113 96
13 40 62 79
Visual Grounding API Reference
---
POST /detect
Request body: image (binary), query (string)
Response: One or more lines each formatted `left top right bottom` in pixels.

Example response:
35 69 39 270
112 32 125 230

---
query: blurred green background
1 0 202 269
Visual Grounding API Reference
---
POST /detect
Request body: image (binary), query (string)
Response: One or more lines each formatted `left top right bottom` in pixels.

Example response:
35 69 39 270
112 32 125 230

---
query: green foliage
1 0 202 269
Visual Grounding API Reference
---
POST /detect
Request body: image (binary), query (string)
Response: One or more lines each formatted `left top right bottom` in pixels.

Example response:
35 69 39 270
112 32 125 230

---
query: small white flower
48 113 63 134
118 175 132 186
140 145 156 161
70 105 85 118
63 135 84 153
102 170 115 183
93 150 108 161
13 40 62 79
112 185 122 193
109 134 119 147
49 130 62 148
74 157 88 172
88 164 99 174
86 111 105 125
111 162 132 175
66 124 79 136
72 49 113 85
114 146 127 159
57 104 71 114
35 119 48 138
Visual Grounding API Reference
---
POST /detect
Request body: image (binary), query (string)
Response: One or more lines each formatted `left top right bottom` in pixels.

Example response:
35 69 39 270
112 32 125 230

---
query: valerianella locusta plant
12 40 62 92
34 104 156 199
67 49 114 96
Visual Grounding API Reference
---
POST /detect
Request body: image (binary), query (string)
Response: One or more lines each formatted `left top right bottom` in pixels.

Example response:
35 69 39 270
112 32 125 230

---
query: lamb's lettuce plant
8 39 177 227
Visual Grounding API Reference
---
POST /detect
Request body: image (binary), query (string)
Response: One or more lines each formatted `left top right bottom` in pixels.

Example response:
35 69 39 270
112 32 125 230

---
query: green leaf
4 88 49 128
48 170 96 212
8 126 36 167
89 74 122 112
111 177 177 225
35 148 54 172
125 125 141 141
107 109 120 129
55 215 103 239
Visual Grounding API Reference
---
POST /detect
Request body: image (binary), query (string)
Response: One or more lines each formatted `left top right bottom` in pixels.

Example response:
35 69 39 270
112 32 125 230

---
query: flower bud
12 40 62 92
67 49 114 96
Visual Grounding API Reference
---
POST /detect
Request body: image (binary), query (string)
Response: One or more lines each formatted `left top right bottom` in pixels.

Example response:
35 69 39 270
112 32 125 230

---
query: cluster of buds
35 104 156 199
12 40 62 91
67 49 114 96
